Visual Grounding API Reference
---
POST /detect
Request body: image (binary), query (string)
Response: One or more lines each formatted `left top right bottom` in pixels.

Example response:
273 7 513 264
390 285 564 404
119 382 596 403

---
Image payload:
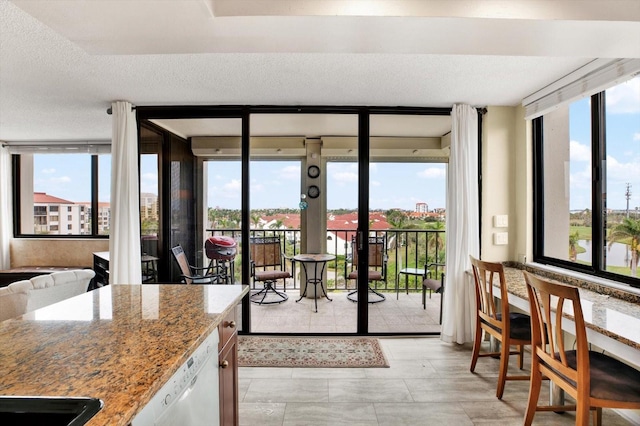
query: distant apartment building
140 193 159 222
96 203 111 234
72 201 111 235
415 202 428 214
33 192 87 235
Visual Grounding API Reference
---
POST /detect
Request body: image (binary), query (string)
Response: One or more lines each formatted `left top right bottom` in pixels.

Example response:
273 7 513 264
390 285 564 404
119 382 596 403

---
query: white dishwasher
132 331 220 426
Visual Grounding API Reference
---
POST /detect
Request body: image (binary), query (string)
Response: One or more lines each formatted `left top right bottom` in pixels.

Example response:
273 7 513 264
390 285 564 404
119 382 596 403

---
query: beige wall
10 238 109 268
481 106 515 261
513 105 533 264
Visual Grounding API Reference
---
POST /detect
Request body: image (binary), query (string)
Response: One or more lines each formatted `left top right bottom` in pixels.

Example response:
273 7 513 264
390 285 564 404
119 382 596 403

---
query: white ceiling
1 0 639 142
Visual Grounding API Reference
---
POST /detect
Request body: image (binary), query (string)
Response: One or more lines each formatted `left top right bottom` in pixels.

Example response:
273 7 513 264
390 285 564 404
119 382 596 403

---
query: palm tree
387 210 407 229
250 213 261 229
427 221 445 253
270 219 284 230
608 218 640 277
569 230 580 261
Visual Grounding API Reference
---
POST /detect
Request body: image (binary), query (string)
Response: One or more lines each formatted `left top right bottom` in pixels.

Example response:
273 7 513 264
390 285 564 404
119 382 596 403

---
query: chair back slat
524 272 587 387
171 245 193 284
352 236 386 268
250 236 283 269
470 257 510 331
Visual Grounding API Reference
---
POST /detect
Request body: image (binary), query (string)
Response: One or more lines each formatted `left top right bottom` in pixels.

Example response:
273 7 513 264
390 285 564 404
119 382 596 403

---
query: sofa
0 269 96 322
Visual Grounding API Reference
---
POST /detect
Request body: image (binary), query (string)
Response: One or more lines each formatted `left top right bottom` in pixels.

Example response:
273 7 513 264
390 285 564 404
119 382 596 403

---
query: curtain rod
106 106 136 115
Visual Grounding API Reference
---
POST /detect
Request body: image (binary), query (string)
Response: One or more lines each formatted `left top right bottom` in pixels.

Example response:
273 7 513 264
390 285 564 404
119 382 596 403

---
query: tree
386 210 408 229
250 213 261 229
270 219 284 230
608 218 640 277
569 230 580 261
427 221 445 253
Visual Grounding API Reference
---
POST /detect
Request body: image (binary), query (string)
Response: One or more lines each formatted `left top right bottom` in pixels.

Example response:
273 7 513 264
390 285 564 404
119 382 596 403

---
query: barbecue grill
204 236 237 283
205 236 237 261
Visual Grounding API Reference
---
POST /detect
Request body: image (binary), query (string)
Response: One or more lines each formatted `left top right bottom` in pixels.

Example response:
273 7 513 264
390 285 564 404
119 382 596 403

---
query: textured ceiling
1 0 639 142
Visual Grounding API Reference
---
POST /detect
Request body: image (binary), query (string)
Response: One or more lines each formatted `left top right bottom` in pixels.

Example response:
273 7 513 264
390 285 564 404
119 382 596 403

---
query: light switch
493 215 508 228
493 232 508 245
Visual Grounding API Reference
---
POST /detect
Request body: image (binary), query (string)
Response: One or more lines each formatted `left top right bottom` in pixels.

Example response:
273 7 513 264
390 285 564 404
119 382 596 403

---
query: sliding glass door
138 106 450 336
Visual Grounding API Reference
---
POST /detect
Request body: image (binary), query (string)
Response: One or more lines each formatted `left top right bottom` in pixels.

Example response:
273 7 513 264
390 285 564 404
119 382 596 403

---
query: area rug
238 336 389 368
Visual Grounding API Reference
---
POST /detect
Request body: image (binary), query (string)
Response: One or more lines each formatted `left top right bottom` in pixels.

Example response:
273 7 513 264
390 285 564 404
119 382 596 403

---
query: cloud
49 176 71 184
606 154 640 182
371 180 381 186
41 168 56 174
332 171 358 184
634 133 640 141
279 165 300 180
210 179 242 200
141 172 157 181
250 181 265 192
606 76 640 114
417 167 446 179
569 140 591 162
225 179 241 191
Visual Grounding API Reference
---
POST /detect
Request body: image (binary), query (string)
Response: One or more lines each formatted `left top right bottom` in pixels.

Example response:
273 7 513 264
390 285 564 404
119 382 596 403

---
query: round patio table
293 253 335 313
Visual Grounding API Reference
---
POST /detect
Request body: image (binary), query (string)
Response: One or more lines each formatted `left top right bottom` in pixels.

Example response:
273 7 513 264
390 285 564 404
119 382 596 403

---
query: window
534 75 640 287
15 153 111 237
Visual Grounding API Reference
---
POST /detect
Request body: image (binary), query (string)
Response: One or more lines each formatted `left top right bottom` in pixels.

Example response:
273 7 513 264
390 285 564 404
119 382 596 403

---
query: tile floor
249 290 442 334
239 337 635 425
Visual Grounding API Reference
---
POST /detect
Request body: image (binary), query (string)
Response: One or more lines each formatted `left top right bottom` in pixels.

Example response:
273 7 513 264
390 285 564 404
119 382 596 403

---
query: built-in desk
498 266 640 422
500 266 640 368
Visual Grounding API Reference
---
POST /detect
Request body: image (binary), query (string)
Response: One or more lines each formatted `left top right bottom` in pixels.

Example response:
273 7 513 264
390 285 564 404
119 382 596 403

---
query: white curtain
109 101 142 284
440 104 480 344
0 144 12 269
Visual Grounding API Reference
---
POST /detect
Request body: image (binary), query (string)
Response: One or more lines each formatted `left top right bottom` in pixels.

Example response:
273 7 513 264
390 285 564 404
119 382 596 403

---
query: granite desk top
501 266 640 352
0 284 249 426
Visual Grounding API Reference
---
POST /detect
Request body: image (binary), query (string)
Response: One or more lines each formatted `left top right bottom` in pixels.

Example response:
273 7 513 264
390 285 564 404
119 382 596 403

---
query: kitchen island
0 283 248 425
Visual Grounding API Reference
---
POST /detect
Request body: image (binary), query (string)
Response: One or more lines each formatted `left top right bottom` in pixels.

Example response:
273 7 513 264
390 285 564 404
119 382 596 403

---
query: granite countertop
0 284 249 425
502 266 640 351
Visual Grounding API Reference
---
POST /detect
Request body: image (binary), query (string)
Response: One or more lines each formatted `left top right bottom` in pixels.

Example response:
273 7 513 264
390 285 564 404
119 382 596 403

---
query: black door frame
137 105 452 336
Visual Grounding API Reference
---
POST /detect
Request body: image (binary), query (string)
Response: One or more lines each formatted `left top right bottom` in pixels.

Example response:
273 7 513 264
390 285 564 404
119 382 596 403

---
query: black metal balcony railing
204 228 446 293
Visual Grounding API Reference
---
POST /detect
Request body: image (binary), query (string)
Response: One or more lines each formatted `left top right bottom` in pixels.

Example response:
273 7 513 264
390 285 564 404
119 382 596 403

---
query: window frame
12 153 109 238
533 91 640 288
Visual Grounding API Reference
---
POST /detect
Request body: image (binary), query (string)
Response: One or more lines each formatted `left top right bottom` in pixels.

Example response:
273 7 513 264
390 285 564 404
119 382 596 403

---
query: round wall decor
307 185 320 199
307 165 320 178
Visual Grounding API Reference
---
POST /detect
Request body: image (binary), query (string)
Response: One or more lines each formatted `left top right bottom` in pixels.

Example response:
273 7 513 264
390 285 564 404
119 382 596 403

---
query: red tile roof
262 213 301 229
33 192 74 204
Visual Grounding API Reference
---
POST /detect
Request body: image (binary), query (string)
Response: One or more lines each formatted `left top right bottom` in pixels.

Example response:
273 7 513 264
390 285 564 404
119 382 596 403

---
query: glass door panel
249 113 358 334
367 114 449 334
200 119 243 287
139 124 162 281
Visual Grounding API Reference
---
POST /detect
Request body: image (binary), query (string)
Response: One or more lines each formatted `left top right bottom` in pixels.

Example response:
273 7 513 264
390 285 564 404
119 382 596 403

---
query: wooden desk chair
347 236 387 304
469 256 531 399
249 236 291 305
523 272 640 425
171 245 220 284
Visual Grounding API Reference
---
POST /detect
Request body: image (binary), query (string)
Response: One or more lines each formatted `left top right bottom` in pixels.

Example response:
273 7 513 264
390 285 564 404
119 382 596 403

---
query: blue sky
569 76 640 210
206 161 447 211
31 76 638 212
